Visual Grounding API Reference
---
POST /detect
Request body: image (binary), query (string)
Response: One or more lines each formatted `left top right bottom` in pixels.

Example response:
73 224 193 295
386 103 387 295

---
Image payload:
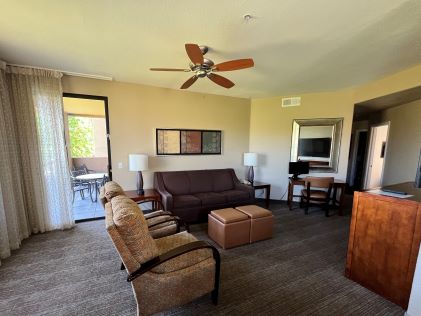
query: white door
363 124 389 189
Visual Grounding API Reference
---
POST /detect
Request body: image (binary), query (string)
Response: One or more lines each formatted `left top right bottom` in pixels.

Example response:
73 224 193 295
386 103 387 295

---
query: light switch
118 162 123 169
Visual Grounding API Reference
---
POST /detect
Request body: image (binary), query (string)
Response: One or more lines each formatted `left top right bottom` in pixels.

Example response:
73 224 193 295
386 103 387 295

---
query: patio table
75 173 107 202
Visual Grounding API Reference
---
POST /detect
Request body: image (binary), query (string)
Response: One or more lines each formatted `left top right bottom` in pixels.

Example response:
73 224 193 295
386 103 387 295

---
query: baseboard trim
75 216 105 223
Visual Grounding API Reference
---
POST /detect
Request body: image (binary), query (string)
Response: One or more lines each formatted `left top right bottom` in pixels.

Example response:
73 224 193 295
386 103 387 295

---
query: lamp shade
244 152 258 167
129 154 148 171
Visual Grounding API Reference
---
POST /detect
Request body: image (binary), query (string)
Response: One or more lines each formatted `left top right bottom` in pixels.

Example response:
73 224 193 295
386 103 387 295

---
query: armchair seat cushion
194 192 226 205
301 189 329 199
152 231 213 273
220 190 250 202
173 195 201 208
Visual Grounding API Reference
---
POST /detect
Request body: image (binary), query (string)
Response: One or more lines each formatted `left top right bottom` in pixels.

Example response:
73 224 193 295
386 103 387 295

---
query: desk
287 177 346 215
250 181 271 208
75 173 107 202
124 189 161 211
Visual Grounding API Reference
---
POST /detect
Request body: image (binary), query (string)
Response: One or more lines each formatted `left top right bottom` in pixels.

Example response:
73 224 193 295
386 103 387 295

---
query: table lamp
244 152 258 184
129 154 148 195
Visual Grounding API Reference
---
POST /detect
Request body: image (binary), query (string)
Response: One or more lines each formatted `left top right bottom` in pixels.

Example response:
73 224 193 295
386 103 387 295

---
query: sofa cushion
173 195 201 208
111 195 158 264
220 190 250 202
188 170 213 194
161 172 190 195
193 192 226 206
152 231 212 273
212 169 234 192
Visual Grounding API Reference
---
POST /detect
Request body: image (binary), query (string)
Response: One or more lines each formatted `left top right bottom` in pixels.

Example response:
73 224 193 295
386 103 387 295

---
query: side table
124 189 162 211
249 181 271 209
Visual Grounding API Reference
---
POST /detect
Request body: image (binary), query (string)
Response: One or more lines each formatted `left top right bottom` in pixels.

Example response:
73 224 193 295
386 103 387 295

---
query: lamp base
136 171 144 196
246 166 254 184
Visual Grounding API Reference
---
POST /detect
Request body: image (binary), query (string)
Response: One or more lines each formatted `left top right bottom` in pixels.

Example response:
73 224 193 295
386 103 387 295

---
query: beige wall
249 90 354 198
63 97 105 116
380 99 421 185
354 64 421 103
62 63 421 197
249 63 421 200
62 76 251 190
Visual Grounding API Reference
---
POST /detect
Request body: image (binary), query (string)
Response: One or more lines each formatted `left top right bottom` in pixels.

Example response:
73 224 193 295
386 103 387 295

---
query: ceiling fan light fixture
151 43 254 89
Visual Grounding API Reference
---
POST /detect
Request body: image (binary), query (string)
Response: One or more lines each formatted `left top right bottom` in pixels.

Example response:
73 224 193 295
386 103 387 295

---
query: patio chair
70 173 90 203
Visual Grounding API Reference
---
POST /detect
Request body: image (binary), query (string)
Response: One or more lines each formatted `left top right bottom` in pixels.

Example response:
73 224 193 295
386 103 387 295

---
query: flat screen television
298 137 332 158
289 161 310 179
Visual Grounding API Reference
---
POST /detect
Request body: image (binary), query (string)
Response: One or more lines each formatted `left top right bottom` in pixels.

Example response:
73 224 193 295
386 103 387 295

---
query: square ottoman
208 208 250 249
235 205 274 242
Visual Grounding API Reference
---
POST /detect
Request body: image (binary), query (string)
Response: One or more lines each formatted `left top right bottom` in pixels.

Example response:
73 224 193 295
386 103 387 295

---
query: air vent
282 97 301 107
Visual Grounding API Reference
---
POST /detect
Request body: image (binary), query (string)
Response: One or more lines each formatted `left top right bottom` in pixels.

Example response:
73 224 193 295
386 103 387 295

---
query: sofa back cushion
157 168 236 195
104 181 125 201
111 195 158 265
161 171 190 195
212 169 235 192
188 170 213 194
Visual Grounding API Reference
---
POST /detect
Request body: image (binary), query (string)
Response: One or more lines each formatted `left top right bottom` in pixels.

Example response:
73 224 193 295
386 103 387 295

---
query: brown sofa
154 168 255 223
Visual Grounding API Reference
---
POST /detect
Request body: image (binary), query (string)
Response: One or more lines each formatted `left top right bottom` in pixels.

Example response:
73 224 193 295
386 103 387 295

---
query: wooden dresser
345 182 421 309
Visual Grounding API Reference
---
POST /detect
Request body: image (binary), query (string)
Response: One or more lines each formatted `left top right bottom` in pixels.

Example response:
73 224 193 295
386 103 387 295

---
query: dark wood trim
127 240 220 304
63 92 112 181
67 113 105 119
156 128 222 156
75 216 105 223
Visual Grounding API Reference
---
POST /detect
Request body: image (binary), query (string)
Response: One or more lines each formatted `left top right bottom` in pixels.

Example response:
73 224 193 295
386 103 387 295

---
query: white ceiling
1 0 421 98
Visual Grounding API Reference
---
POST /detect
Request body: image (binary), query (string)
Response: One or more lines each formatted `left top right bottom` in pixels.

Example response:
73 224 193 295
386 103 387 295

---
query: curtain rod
6 63 113 81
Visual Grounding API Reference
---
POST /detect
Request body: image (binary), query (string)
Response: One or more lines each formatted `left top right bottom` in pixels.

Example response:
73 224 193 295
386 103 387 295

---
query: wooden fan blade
180 75 198 89
150 68 190 72
185 44 204 65
207 73 235 89
213 58 254 71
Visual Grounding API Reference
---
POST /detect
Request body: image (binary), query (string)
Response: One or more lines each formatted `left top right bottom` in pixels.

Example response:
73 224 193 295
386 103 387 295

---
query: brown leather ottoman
235 205 274 242
208 208 250 249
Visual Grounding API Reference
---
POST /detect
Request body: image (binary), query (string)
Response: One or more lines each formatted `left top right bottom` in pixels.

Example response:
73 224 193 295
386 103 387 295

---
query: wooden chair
300 176 334 217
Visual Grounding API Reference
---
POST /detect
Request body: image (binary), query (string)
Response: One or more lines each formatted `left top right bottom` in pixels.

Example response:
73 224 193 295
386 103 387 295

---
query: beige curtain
0 63 74 265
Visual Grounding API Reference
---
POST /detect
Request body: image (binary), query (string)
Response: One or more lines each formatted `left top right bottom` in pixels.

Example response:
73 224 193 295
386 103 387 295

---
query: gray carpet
0 202 404 316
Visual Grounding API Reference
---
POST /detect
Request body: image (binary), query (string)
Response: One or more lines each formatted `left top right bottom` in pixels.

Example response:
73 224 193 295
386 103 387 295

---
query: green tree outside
68 116 94 158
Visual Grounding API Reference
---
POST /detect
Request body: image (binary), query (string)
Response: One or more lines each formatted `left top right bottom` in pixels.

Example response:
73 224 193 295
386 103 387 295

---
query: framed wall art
156 128 222 155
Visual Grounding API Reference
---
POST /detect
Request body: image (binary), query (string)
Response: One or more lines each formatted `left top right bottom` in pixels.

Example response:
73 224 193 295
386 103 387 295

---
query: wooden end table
124 189 161 211
249 181 271 209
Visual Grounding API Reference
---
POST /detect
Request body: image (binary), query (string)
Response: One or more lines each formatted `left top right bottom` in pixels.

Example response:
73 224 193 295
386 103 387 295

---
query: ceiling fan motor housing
190 58 215 77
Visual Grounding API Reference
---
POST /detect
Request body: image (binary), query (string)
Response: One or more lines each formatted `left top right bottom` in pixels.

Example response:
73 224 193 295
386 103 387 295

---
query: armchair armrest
235 183 254 197
127 241 220 283
148 216 190 233
144 210 172 220
154 173 174 210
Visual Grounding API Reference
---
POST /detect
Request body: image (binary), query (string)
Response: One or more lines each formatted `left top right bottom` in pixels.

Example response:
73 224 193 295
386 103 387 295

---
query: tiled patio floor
72 190 155 220
72 192 104 220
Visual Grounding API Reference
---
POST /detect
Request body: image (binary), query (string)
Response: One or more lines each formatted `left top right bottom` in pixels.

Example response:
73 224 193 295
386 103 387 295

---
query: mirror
290 118 343 173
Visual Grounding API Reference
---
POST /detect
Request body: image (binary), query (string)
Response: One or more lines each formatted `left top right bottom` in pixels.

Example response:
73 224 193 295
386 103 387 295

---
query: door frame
63 93 112 181
348 128 368 187
362 122 390 189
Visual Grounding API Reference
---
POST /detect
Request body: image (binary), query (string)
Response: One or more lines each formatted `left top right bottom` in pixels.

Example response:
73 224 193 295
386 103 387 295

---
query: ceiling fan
150 43 254 89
